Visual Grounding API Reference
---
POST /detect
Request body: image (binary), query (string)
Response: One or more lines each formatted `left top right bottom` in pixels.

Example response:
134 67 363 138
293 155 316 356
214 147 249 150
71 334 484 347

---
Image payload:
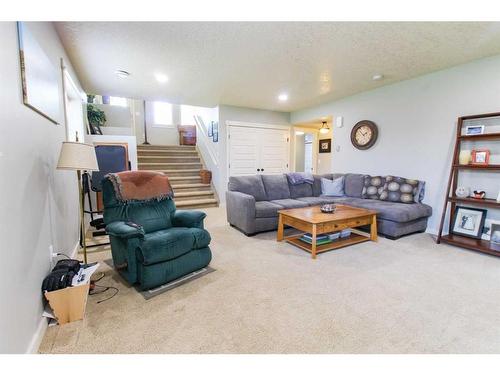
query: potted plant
87 104 106 134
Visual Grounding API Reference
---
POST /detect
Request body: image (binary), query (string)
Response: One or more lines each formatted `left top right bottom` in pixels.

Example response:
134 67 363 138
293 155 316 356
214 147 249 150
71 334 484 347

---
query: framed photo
451 206 487 239
465 125 484 136
208 121 213 137
490 223 500 251
17 22 60 124
212 121 219 142
482 219 500 241
319 139 331 153
471 149 490 165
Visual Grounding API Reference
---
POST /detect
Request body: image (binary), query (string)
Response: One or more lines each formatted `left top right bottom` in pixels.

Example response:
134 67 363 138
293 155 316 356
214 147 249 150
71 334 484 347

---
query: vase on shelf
459 150 471 165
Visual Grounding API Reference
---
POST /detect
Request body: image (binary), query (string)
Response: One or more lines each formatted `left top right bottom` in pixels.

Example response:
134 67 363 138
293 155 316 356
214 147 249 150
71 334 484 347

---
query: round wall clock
350 120 378 150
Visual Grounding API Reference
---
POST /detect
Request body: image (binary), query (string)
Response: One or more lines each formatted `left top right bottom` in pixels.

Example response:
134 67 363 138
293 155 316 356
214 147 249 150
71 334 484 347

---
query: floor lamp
57 141 99 264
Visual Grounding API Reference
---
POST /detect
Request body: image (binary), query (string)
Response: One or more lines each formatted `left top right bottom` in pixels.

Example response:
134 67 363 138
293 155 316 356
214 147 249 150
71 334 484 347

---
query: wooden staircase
137 145 218 209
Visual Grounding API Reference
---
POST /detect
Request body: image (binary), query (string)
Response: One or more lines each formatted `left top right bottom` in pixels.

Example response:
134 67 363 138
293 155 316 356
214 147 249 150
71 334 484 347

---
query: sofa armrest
106 221 145 239
172 210 207 229
225 191 256 234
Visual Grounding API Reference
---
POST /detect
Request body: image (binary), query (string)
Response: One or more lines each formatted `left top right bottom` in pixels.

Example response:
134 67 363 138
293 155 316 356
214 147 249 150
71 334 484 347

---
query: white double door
228 125 290 176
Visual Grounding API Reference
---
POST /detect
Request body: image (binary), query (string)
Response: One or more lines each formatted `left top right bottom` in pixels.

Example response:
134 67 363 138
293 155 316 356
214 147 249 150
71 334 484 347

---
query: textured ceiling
55 22 500 111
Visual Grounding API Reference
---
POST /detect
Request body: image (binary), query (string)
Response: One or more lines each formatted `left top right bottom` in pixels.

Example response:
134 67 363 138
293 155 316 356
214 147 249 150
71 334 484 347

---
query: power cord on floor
89 283 119 303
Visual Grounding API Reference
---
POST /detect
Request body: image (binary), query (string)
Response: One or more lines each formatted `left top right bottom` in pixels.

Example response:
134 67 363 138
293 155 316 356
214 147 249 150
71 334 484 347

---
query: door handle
261 169 264 172
257 168 261 172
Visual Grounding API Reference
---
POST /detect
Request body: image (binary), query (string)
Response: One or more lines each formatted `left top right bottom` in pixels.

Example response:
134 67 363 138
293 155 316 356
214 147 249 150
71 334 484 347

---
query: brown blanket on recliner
107 171 174 202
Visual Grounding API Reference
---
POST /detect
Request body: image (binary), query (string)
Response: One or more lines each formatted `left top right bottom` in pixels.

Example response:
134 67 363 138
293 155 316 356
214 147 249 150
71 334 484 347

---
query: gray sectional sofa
225 173 432 239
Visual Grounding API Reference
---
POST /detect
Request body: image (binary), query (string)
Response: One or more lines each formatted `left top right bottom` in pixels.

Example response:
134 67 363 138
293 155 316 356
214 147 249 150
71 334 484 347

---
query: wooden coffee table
277 205 377 259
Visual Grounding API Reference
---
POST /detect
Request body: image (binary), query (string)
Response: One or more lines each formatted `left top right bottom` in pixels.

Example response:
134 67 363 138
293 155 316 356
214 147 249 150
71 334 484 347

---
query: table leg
370 214 378 242
311 224 317 259
277 214 284 241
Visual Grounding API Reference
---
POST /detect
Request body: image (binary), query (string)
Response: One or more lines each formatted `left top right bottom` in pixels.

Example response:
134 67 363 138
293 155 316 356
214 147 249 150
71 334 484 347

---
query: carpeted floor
39 206 500 354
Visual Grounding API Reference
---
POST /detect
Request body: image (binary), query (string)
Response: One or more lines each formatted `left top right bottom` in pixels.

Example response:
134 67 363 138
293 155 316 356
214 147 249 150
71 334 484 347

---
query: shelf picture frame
465 125 484 136
212 121 219 143
451 206 487 239
208 121 213 137
471 149 490 165
490 221 500 245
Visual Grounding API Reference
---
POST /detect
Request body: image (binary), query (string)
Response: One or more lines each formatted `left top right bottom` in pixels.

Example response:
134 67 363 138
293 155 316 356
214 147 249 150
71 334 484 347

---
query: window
109 96 127 107
153 101 173 125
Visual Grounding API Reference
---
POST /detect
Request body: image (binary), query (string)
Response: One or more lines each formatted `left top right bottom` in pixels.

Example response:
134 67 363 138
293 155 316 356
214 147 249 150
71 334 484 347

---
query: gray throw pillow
321 176 345 197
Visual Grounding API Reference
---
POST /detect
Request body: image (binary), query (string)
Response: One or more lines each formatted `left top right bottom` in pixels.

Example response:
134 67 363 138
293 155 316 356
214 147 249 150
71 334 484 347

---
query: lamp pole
142 100 150 145
77 169 88 264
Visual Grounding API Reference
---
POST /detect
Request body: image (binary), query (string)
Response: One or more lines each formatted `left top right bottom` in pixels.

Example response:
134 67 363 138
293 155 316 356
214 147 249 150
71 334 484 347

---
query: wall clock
350 120 378 150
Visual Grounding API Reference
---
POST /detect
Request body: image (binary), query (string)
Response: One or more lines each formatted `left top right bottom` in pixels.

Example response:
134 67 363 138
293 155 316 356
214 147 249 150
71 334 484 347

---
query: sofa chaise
225 173 432 239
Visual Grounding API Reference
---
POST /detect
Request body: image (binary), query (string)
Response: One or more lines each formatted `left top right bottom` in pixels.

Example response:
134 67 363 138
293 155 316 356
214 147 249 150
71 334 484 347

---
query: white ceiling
55 22 500 112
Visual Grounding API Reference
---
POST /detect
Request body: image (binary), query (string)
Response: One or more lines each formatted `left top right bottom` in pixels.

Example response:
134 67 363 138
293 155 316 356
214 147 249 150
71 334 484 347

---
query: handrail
194 115 218 167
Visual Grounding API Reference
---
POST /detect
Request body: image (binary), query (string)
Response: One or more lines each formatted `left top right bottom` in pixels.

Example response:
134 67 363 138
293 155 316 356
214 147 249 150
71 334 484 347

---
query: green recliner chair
102 171 212 290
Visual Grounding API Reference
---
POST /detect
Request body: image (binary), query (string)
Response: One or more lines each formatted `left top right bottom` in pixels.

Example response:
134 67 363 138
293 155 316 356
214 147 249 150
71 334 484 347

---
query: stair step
174 191 214 201
168 176 202 182
138 156 201 163
138 145 196 151
172 183 212 192
152 169 201 176
138 162 202 170
138 150 199 156
175 198 218 208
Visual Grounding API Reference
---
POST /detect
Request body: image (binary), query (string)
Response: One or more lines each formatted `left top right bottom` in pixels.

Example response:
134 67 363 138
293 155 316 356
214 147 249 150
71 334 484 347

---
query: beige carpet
39 206 500 354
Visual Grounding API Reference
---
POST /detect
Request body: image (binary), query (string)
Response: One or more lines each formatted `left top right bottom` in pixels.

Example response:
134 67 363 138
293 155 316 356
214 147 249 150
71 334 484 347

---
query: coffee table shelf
277 205 377 259
286 232 370 255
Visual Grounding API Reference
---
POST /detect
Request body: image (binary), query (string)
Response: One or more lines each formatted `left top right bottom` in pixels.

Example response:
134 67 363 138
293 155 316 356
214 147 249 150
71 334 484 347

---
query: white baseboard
26 316 48 354
426 228 439 236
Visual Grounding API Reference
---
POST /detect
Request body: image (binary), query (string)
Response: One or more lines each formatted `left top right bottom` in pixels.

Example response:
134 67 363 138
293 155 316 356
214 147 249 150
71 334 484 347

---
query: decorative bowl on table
320 204 336 213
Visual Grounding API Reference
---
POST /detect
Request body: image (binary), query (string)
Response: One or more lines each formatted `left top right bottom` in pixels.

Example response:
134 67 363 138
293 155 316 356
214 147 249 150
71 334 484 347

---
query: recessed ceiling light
278 93 288 102
115 70 130 78
155 73 169 83
372 74 384 81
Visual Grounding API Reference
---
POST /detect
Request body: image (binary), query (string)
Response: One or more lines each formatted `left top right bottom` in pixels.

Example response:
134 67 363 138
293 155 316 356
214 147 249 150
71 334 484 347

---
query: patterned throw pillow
362 176 386 200
380 175 420 204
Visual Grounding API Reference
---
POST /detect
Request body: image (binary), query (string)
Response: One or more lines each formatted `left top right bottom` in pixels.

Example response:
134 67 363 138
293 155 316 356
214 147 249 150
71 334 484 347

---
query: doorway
294 130 317 173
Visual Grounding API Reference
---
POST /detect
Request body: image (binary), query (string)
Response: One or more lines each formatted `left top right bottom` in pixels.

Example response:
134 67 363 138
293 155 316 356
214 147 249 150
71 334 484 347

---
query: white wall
144 101 179 145
216 105 290 202
291 54 500 234
0 22 83 353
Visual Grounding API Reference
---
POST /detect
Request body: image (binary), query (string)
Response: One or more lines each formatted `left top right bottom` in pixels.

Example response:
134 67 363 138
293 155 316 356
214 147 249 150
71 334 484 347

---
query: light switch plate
336 116 343 128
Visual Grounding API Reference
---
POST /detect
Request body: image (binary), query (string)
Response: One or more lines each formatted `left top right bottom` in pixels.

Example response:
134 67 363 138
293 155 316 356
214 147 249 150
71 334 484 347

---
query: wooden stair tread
140 162 201 165
168 176 202 180
138 156 200 159
174 191 214 197
172 183 211 188
154 169 201 173
175 198 218 206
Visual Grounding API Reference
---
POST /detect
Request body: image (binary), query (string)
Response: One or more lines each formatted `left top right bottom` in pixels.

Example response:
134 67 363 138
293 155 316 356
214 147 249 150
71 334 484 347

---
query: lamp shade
57 142 99 171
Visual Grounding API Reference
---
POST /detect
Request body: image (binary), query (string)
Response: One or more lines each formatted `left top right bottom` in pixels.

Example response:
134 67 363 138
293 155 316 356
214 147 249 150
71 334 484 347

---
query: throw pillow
362 175 386 200
380 175 420 204
321 176 345 197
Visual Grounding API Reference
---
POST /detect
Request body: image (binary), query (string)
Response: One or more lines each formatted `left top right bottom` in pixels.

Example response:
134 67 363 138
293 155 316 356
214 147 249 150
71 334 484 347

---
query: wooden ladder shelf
436 111 500 256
